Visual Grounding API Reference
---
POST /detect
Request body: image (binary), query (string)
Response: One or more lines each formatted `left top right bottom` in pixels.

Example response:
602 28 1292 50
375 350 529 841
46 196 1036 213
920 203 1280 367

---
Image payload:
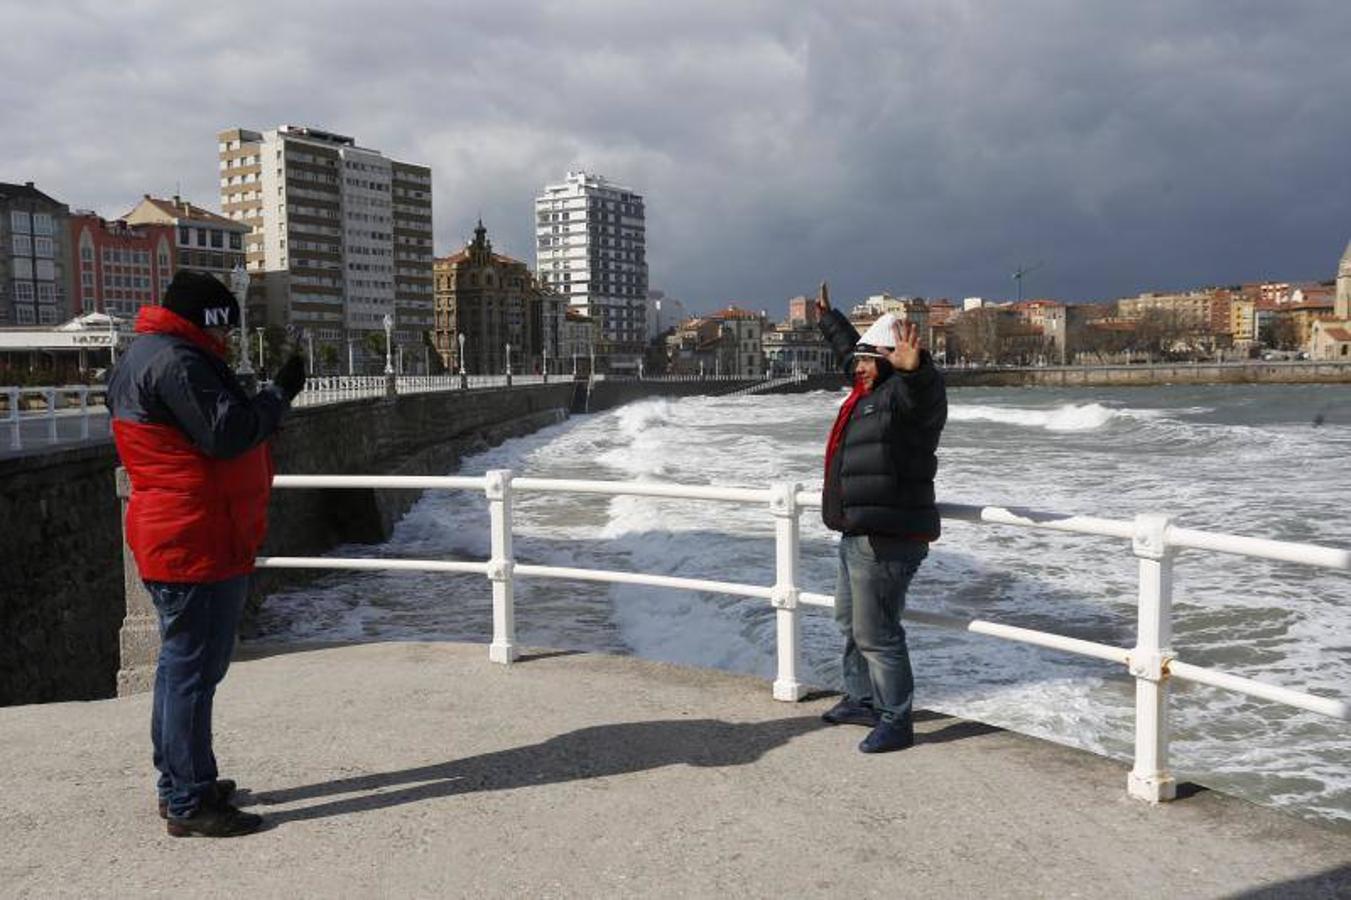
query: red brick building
69 213 175 318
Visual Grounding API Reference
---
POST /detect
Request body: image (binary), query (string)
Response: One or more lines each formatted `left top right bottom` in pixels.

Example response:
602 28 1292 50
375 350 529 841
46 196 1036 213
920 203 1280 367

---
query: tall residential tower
217 126 434 369
535 171 647 372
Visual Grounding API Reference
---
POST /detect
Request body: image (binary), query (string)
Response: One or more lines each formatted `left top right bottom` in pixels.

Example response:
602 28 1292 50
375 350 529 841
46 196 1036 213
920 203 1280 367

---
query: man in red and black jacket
107 271 305 837
815 281 947 754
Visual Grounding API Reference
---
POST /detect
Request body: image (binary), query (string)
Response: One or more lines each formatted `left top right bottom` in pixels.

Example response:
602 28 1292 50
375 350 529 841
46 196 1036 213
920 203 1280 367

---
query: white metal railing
2 385 106 451
258 472 1350 804
290 374 554 408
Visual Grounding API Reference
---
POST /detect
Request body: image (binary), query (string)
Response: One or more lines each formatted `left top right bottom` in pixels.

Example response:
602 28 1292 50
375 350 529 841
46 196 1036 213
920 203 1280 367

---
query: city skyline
3 2 1349 313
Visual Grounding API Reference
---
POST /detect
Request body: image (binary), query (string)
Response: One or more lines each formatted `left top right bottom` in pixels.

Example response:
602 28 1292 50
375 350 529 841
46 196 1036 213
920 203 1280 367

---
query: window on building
178 226 190 245
196 229 208 247
12 234 31 256
34 236 53 258
11 210 31 233
15 304 35 324
14 281 34 302
37 283 55 303
32 213 53 236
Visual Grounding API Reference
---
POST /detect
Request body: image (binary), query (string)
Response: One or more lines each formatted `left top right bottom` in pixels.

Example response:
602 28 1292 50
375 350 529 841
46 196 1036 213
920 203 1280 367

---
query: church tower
1337 238 1351 320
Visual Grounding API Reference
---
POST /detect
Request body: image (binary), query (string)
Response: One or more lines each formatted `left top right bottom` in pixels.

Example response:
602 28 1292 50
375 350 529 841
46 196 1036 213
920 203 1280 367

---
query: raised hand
887 319 922 372
816 281 831 315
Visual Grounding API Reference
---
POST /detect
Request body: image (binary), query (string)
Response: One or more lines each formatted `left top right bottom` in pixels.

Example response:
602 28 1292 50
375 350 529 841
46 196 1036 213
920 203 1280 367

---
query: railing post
485 469 517 664
45 388 58 443
1128 512 1177 802
769 481 805 701
79 387 90 439
7 387 19 450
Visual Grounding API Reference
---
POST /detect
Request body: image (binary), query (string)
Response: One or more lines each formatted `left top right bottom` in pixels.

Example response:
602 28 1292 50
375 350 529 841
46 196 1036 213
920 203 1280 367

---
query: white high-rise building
218 125 433 368
535 171 647 371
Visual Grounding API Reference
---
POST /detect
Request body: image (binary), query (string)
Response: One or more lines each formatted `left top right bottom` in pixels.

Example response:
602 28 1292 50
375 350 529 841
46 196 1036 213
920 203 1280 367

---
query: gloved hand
272 353 306 402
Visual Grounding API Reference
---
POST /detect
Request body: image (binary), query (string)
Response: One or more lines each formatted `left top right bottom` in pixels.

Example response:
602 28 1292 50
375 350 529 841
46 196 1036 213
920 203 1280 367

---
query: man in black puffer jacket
815 282 947 753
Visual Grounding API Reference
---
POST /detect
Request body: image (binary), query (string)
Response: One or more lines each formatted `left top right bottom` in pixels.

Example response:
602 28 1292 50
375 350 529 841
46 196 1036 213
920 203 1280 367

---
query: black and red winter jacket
818 308 947 540
107 306 290 583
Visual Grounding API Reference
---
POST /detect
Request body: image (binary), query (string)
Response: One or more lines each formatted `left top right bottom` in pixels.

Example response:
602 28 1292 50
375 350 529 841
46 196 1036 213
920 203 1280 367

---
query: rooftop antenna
1013 261 1045 303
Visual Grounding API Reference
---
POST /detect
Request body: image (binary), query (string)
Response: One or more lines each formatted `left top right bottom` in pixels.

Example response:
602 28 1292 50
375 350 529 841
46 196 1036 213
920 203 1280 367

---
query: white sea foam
948 402 1159 431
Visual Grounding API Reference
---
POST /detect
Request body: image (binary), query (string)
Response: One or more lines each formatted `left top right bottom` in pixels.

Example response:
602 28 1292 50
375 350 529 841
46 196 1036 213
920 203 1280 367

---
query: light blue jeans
834 535 928 724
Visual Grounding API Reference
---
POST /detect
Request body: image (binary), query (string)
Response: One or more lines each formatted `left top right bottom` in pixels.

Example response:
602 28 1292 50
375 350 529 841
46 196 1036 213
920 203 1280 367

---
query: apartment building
123 194 246 288
69 212 175 317
535 171 648 373
1 181 73 326
217 126 433 370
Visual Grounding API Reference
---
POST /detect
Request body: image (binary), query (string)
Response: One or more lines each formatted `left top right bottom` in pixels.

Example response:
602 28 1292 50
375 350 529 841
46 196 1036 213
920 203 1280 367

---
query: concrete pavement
1 641 1348 898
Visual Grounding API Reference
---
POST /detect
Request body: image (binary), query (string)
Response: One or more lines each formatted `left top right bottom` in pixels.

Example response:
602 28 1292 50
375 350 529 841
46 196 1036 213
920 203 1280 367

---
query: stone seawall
1 383 574 706
759 362 1351 394
0 442 125 705
944 361 1351 387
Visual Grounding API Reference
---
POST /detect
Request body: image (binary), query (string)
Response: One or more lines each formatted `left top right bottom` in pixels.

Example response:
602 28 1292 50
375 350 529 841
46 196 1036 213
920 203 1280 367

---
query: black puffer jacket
819 308 947 538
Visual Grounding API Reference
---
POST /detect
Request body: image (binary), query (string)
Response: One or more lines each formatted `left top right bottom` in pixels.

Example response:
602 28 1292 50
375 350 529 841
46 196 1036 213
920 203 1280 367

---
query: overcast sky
4 1 1348 314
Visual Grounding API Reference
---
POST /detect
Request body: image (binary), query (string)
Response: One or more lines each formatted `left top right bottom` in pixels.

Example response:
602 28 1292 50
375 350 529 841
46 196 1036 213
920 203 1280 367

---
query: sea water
253 383 1351 825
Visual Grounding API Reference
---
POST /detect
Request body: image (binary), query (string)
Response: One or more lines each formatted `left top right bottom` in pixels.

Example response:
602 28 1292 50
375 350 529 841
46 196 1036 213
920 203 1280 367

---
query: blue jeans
834 535 928 724
147 575 248 818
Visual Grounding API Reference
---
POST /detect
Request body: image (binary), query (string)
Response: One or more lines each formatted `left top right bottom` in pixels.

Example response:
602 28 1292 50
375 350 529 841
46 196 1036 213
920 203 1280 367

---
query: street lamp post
382 314 395 397
306 333 315 375
255 327 266 373
397 344 404 375
382 314 394 375
347 339 355 375
231 265 253 377
457 331 467 389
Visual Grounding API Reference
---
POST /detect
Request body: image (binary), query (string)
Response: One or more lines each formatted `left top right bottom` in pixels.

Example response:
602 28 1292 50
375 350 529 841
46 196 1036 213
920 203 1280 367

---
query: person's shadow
252 710 1001 828
255 716 821 827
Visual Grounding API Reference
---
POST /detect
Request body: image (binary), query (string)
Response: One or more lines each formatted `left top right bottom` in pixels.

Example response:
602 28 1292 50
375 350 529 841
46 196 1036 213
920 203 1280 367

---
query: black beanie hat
162 271 240 330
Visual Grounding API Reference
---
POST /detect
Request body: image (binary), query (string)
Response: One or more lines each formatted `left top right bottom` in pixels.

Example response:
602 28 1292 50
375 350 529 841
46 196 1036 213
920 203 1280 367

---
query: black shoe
165 801 262 838
158 779 237 820
821 699 881 727
859 718 915 754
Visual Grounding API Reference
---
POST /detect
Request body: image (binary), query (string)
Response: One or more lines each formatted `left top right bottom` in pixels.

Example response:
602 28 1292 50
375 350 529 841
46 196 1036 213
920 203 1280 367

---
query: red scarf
824 375 869 481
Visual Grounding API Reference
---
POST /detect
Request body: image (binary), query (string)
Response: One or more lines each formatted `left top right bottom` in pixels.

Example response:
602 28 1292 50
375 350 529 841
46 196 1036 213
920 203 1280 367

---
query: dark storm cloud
3 1 1347 314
